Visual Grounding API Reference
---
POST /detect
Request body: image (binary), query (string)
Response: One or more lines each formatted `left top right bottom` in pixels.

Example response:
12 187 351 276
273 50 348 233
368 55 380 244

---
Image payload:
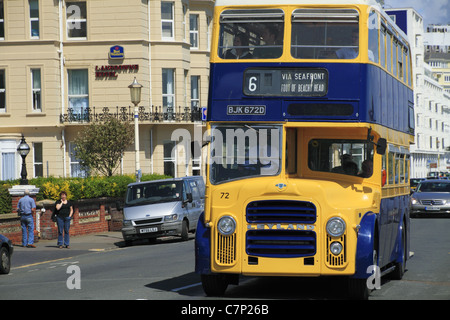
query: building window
0 70 5 112
1 140 17 181
207 16 212 50
190 14 199 49
183 4 187 41
161 2 174 40
68 69 89 119
29 0 39 39
69 142 88 177
31 69 41 111
33 142 43 177
0 1 4 40
164 140 176 177
66 1 87 39
162 68 175 113
191 75 200 109
1 152 15 181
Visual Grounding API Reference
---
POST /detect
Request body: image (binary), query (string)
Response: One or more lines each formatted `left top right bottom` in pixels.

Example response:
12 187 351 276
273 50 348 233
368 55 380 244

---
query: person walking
55 191 73 248
17 189 37 248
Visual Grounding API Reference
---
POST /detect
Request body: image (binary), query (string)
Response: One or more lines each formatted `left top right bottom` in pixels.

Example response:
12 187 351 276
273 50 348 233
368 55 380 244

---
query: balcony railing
60 106 204 123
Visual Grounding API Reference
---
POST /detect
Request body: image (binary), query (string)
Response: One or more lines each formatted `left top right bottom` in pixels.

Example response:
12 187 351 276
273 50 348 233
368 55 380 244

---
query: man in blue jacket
17 189 37 248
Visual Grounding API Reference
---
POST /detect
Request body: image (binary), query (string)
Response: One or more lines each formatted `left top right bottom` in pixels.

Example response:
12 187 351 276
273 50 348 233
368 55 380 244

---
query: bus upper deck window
218 9 284 59
368 10 379 63
291 9 359 60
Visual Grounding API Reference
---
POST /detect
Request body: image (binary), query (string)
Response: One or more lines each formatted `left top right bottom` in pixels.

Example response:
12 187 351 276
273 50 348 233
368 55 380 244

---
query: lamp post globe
128 77 142 106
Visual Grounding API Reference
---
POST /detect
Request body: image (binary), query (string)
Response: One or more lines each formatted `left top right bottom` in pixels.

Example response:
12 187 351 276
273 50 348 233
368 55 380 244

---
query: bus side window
394 152 400 184
407 49 412 86
387 32 393 73
405 155 410 183
398 43 404 81
398 153 405 183
393 38 398 77
380 24 386 68
388 151 394 184
403 47 408 83
368 10 379 63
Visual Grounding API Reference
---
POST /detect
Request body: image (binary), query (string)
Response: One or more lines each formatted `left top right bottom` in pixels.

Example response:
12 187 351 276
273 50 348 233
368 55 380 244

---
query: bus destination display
243 68 328 97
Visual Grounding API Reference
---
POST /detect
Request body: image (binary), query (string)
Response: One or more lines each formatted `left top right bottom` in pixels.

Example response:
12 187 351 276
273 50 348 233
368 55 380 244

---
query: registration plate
227 105 266 115
425 206 440 211
139 227 158 233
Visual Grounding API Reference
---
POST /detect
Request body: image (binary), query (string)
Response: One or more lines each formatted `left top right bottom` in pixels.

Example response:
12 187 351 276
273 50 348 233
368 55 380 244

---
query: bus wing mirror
376 138 387 155
202 134 211 147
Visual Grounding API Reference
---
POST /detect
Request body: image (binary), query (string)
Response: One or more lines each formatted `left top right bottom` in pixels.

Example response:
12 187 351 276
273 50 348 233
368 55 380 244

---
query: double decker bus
195 0 414 299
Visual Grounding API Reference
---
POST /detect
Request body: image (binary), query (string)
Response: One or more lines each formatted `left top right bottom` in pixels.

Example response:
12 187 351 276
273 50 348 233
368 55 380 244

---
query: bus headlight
326 217 346 237
330 242 343 255
217 216 236 236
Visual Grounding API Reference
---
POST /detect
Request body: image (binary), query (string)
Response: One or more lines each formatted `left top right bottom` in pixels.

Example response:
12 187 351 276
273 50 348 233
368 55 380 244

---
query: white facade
390 8 450 177
424 24 450 54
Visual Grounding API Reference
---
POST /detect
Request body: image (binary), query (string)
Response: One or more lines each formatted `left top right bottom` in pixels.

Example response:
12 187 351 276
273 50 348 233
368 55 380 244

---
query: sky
384 0 450 27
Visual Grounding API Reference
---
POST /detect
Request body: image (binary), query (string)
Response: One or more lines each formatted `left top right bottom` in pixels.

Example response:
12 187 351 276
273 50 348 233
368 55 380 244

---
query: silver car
410 179 450 217
120 177 205 245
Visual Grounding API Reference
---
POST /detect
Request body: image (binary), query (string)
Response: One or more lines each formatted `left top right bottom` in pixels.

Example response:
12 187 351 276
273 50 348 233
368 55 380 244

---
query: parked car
410 179 450 217
120 176 205 245
0 234 13 274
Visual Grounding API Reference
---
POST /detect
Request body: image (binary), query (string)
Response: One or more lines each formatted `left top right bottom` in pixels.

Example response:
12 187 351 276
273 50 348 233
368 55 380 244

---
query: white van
120 176 205 245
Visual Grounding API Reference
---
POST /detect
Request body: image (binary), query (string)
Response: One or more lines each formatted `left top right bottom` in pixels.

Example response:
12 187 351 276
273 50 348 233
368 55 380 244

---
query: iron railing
60 106 204 123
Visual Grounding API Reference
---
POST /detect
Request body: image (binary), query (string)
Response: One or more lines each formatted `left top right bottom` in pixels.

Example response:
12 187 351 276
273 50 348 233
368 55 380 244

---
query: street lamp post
17 134 31 185
129 77 143 182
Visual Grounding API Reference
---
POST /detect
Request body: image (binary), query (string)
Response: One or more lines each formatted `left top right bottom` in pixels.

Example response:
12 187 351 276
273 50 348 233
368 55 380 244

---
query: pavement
11 231 125 269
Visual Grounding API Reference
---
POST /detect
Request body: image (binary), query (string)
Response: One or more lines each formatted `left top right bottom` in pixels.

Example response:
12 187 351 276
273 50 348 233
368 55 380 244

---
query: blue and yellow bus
195 0 414 299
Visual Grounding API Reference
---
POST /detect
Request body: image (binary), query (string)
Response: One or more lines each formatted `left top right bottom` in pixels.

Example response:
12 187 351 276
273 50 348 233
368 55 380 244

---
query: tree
73 117 134 176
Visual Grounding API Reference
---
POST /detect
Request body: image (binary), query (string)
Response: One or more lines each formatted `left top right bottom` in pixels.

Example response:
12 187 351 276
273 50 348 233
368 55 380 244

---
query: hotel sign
95 64 139 78
109 45 124 59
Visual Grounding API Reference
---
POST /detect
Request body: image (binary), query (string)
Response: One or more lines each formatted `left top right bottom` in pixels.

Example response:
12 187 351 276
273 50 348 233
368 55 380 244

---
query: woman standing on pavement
55 191 73 248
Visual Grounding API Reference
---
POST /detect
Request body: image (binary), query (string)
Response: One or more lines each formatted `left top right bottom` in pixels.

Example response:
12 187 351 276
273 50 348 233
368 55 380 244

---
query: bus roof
215 0 381 7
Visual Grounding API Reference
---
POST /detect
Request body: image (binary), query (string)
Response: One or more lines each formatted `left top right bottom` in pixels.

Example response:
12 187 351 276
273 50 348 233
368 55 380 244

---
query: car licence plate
425 206 440 211
139 227 158 233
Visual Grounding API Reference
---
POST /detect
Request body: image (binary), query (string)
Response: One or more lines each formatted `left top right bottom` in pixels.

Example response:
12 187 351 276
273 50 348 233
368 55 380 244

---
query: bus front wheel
201 274 229 296
348 247 378 300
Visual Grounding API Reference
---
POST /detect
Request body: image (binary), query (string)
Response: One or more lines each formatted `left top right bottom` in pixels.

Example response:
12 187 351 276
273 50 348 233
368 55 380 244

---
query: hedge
0 174 171 215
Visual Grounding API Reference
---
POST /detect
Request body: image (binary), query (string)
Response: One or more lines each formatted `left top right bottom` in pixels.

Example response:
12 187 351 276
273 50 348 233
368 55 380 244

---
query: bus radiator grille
246 230 316 258
216 233 237 265
246 200 317 224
